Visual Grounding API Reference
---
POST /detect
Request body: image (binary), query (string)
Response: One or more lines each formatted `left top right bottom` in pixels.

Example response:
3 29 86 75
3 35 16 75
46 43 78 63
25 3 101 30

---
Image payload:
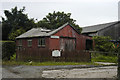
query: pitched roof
16 22 75 39
81 21 119 33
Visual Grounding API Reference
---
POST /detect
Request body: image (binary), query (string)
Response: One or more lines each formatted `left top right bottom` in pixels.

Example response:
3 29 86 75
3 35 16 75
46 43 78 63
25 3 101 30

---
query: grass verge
2 60 100 66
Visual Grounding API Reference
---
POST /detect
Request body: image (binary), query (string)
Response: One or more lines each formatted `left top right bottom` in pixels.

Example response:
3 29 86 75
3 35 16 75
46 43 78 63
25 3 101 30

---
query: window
28 39 32 47
18 40 22 46
18 40 22 51
18 46 22 51
38 38 45 47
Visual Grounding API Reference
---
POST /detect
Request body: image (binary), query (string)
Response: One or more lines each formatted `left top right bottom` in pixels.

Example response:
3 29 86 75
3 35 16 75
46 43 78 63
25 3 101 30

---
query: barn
16 22 93 62
82 21 120 40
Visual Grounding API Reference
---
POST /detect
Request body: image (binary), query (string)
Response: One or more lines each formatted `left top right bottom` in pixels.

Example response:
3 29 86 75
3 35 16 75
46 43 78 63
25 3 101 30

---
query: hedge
2 41 16 60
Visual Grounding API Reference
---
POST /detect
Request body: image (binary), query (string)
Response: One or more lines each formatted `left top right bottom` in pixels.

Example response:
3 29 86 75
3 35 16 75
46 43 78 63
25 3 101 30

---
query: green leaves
2 7 82 40
93 36 117 55
2 6 36 40
8 28 25 40
37 11 82 33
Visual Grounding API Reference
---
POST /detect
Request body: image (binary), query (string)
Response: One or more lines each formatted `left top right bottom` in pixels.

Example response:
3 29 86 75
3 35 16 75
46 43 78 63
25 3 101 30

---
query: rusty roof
16 22 72 39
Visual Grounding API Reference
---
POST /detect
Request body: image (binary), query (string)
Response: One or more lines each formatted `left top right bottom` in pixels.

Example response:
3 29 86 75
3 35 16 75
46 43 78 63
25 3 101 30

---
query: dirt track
2 65 117 78
42 66 117 78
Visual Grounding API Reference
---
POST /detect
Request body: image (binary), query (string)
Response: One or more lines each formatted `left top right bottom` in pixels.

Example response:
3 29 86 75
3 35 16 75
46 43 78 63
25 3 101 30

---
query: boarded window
38 38 45 47
28 39 32 47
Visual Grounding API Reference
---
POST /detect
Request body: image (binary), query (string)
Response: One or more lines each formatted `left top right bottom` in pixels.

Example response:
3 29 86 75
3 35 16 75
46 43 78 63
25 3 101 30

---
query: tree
2 6 36 40
8 28 25 40
37 11 82 33
93 36 115 55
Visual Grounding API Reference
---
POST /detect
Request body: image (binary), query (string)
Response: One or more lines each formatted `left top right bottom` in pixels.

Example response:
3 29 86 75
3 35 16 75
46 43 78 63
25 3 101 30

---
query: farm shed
16 22 93 62
82 21 120 40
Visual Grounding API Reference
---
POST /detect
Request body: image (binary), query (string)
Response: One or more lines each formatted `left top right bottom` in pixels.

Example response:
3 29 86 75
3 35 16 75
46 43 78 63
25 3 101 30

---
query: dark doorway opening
86 39 93 50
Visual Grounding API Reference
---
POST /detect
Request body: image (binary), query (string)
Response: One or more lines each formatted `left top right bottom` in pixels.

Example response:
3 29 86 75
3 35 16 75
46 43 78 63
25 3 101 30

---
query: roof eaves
82 31 97 34
98 21 120 32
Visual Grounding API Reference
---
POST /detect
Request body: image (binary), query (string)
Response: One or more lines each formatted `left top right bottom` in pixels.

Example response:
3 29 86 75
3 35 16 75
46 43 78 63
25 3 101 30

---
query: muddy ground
2 65 117 78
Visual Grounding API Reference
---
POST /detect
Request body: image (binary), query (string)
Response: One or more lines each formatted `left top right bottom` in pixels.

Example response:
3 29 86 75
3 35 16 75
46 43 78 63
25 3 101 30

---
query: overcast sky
0 0 119 27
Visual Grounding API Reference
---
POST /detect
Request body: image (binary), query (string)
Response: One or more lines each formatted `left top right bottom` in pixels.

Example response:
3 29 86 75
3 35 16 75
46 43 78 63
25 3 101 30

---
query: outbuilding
16 23 93 62
82 21 120 40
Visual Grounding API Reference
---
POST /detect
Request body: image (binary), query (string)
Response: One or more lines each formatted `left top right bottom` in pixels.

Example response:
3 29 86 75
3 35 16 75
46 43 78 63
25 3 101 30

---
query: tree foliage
8 28 25 40
2 7 82 40
37 11 82 33
2 6 36 40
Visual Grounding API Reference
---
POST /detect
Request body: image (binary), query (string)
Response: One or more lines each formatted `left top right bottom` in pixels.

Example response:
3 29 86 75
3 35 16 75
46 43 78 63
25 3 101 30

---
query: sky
0 0 119 27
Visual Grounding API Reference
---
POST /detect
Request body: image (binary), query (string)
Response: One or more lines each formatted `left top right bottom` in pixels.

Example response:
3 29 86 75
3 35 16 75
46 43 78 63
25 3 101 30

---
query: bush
10 53 16 60
91 53 118 63
93 36 116 55
2 41 16 60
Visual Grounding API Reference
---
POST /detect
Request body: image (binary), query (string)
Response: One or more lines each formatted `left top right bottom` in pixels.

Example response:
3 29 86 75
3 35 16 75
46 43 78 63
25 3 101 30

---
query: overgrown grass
2 60 100 66
91 53 118 63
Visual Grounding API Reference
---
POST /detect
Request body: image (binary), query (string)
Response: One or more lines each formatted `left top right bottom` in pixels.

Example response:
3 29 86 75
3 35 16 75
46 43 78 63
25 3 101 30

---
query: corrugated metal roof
16 22 69 39
81 21 118 33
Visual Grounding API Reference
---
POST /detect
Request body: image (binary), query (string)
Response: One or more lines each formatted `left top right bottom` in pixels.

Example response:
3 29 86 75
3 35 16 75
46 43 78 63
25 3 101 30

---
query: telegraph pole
118 43 120 80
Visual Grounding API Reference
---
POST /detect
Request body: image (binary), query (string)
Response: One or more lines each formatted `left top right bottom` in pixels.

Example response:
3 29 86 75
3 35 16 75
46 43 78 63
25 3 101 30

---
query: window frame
38 38 46 47
17 40 22 51
27 39 32 47
18 40 22 46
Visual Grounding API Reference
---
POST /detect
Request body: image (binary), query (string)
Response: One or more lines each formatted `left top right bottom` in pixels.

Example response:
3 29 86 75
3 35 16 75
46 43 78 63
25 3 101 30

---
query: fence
16 49 91 62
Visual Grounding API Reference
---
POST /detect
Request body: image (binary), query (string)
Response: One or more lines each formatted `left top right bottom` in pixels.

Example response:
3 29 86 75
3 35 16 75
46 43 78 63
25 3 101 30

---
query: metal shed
16 22 93 62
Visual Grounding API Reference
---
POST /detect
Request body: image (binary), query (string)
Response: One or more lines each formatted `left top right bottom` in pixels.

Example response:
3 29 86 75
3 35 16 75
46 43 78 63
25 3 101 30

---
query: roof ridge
83 21 118 28
82 21 119 33
48 22 69 35
16 22 69 39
